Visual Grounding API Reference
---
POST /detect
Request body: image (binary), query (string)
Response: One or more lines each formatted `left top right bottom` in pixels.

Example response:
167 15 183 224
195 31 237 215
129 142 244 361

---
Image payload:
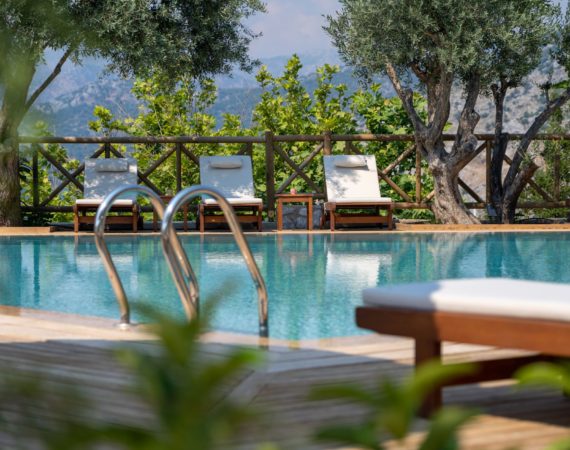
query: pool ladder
93 185 269 338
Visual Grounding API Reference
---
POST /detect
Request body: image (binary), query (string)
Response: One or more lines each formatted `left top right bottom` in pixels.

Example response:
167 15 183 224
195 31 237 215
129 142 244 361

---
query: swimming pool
1 232 568 340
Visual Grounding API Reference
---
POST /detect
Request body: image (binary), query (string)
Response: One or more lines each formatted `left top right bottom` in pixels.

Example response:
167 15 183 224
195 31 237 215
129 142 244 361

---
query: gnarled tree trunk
0 138 22 227
428 156 480 224
0 130 22 226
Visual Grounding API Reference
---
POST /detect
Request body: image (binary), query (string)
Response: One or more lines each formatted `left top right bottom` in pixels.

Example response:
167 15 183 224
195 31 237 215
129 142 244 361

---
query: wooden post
485 140 492 205
415 144 422 203
323 130 332 155
553 147 561 201
265 131 275 221
32 148 39 210
176 143 182 193
415 339 443 417
104 142 111 158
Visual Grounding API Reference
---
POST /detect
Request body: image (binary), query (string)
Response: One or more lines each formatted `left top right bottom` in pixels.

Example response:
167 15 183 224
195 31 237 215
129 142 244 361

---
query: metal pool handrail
161 185 269 338
94 185 199 327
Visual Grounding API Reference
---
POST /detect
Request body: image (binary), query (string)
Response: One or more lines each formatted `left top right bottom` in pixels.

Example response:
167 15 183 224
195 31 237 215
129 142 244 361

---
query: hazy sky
246 0 340 58
248 0 568 59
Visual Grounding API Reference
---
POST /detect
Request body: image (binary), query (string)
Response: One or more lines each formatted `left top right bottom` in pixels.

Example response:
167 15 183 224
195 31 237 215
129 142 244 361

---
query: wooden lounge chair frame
356 305 570 416
74 202 139 233
198 202 263 233
322 202 393 231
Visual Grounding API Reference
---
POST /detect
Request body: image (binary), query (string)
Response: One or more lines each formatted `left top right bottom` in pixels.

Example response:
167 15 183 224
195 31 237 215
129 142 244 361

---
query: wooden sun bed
356 278 570 416
322 155 394 231
199 155 264 233
74 158 139 233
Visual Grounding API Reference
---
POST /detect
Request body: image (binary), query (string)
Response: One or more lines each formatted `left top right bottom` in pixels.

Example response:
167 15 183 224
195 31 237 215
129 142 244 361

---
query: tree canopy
0 0 265 225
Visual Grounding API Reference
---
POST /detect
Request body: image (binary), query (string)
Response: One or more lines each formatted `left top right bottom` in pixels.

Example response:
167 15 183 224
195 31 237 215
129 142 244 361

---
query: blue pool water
0 232 569 340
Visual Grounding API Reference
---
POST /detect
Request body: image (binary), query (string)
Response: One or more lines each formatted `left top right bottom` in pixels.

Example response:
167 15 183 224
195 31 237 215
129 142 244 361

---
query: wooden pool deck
0 310 569 449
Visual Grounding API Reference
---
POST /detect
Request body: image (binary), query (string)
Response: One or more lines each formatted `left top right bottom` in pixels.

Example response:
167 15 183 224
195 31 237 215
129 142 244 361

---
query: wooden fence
19 132 569 219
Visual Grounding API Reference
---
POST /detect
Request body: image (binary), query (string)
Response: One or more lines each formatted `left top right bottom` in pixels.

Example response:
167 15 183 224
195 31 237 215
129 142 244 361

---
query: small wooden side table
276 193 314 231
153 195 189 232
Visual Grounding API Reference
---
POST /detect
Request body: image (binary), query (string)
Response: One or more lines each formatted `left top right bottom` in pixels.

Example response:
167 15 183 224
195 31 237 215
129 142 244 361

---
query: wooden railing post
32 147 39 210
415 144 422 203
553 148 561 201
323 131 332 155
175 143 182 193
104 142 111 158
265 131 275 220
485 140 492 205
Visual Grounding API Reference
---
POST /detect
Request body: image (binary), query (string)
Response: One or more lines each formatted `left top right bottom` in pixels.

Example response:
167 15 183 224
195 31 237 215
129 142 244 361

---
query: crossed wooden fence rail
19 132 569 219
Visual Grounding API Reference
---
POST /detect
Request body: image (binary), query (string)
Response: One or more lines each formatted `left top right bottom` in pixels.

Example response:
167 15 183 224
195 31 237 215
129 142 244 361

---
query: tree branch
452 73 480 160
411 62 428 83
504 86 570 188
23 46 75 114
385 62 427 136
427 70 453 145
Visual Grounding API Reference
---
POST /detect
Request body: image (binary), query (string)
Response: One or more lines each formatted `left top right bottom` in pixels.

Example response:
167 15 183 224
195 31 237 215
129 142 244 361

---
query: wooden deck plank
0 315 568 449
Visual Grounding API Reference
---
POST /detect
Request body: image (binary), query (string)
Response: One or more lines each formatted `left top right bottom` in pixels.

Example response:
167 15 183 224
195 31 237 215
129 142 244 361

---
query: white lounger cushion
76 198 134 206
333 197 393 204
324 155 392 203
334 155 367 168
209 159 243 169
363 278 570 322
204 197 262 205
95 158 129 172
200 155 258 201
83 158 138 200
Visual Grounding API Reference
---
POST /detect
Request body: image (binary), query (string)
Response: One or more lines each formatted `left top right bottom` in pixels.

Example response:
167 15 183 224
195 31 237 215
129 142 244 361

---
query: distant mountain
33 50 353 137
32 49 564 140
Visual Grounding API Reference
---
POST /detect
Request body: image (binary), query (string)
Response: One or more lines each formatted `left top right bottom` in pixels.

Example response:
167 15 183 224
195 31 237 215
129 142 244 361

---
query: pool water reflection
0 232 568 340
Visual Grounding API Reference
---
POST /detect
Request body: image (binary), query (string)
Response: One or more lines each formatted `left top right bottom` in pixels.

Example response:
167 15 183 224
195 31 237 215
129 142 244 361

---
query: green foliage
516 361 570 395
311 361 477 449
253 54 357 134
252 54 358 194
0 304 263 450
325 0 560 89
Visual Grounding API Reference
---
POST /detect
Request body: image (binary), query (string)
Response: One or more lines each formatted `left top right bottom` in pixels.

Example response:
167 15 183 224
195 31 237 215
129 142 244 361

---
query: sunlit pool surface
0 232 569 340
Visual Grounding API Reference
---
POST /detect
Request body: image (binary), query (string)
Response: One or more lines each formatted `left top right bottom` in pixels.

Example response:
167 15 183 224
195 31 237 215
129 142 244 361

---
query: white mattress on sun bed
362 278 570 322
76 198 134 206
204 197 263 205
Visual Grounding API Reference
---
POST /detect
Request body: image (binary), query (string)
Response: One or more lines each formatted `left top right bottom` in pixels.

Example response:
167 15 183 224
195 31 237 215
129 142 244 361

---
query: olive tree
326 0 562 224
489 8 570 223
0 0 264 226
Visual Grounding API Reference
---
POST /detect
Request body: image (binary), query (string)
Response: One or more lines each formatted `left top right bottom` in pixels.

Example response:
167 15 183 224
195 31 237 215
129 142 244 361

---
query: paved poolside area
1 222 570 235
0 308 568 449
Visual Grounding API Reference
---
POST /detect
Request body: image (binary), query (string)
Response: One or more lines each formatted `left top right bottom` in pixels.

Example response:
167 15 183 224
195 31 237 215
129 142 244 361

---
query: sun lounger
74 158 139 233
356 278 570 415
198 155 263 232
322 155 393 231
